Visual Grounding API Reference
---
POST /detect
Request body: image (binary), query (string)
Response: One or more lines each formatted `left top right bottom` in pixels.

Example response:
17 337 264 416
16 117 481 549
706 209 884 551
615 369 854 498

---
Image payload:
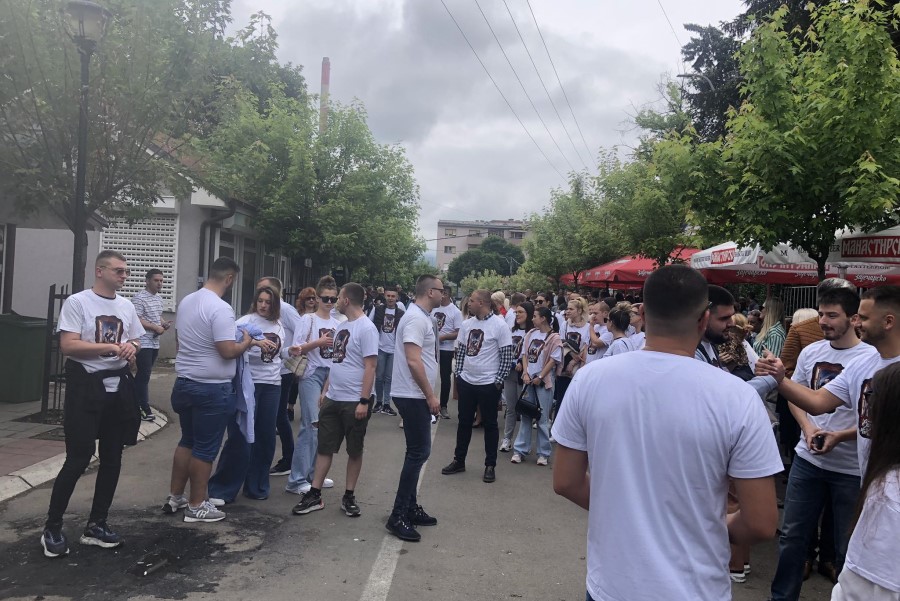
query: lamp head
65 1 110 47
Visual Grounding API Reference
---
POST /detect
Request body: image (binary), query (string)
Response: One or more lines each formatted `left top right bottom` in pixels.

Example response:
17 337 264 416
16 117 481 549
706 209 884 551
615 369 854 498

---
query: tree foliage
459 270 505 297
446 236 525 283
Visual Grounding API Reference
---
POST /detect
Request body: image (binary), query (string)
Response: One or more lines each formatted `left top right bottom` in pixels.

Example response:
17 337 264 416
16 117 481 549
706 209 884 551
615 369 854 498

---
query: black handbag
515 383 543 421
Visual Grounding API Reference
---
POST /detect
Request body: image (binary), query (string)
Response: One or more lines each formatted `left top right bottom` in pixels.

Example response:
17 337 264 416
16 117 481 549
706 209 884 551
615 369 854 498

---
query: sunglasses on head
319 296 338 304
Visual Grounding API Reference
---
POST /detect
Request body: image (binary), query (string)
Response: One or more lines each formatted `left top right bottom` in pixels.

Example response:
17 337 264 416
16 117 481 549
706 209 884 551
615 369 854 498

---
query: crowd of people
37 251 900 601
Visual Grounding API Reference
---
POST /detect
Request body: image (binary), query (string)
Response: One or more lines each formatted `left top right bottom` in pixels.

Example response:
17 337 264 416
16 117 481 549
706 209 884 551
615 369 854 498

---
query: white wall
11 228 100 318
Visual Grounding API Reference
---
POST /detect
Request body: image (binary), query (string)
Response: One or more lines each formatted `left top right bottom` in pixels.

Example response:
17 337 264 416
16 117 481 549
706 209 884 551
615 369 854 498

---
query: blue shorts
171 377 235 462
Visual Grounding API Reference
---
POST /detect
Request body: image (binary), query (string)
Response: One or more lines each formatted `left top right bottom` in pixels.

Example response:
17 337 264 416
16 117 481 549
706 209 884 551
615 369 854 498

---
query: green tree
692 1 900 279
0 0 228 291
508 266 553 294
459 270 506 297
447 248 500 285
477 236 525 275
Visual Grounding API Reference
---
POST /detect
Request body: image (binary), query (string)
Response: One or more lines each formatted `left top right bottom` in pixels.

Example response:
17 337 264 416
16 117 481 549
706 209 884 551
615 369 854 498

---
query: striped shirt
132 289 164 349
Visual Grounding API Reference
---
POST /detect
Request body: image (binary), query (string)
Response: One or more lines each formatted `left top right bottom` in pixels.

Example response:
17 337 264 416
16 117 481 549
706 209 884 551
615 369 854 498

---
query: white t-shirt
562 322 590 352
327 316 379 402
58 289 145 391
369 305 404 354
279 302 303 376
175 288 237 383
629 331 646 350
504 309 517 329
510 327 527 369
552 351 783 601
295 313 340 370
522 330 562 378
456 314 514 386
391 303 438 399
606 336 639 356
844 468 900 592
791 339 875 476
824 350 900 474
432 302 463 352
586 325 613 364
236 313 284 385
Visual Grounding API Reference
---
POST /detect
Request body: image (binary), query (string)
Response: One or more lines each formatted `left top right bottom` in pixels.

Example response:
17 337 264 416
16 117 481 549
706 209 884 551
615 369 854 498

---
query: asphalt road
0 366 834 601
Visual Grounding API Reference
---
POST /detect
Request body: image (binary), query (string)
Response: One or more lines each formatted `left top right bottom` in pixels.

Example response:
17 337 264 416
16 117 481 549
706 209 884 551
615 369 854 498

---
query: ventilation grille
100 214 179 311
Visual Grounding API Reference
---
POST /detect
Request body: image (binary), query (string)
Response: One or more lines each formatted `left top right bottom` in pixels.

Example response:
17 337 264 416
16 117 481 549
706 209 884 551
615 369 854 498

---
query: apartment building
436 219 529 272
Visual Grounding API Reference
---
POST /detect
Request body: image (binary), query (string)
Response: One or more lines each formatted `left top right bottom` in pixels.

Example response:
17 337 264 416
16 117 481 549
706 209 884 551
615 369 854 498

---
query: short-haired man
553 265 782 601
131 269 172 421
291 283 378 517
386 275 444 541
369 285 404 416
769 279 873 601
757 285 900 480
586 302 612 363
41 251 145 558
163 257 270 523
441 289 514 483
432 285 462 420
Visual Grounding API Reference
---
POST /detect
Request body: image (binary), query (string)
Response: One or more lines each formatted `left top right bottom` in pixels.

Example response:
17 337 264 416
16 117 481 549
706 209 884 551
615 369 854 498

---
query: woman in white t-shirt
511 306 562 465
501 301 534 452
605 302 639 356
831 363 900 601
555 297 589 406
209 286 285 503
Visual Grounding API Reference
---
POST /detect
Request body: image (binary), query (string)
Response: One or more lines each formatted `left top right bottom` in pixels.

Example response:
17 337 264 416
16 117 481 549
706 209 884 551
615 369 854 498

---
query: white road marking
359 416 440 601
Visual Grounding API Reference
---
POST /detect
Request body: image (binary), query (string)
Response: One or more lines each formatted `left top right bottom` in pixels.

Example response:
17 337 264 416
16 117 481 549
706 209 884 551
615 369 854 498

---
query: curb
0 408 170 504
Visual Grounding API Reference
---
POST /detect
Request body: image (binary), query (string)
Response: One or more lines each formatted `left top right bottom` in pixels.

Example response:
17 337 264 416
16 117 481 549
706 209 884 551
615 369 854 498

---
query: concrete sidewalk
0 367 174 503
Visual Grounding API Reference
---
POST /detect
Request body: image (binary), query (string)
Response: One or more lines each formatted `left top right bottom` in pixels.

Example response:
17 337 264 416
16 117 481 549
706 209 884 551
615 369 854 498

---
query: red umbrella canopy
581 248 700 286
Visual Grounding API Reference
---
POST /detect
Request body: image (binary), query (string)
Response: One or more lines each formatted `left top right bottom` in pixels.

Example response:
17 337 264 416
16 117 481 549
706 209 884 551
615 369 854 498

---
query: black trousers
454 378 500 467
46 390 126 529
439 351 454 408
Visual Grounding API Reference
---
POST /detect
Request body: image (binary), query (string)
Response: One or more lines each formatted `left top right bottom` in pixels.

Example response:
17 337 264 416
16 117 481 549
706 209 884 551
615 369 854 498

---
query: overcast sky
229 0 744 256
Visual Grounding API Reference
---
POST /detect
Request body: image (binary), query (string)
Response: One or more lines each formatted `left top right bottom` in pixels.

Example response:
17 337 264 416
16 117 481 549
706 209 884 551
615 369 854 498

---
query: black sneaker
140 408 155 422
41 527 69 558
441 459 465 475
292 491 324 515
439 407 450 419
80 521 123 548
269 460 291 476
373 402 384 413
386 514 421 542
382 406 397 416
407 504 437 526
340 493 361 517
483 466 496 483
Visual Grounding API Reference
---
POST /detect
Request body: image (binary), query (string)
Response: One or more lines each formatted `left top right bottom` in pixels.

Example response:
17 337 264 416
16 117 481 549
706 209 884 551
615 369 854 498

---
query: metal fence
41 284 69 424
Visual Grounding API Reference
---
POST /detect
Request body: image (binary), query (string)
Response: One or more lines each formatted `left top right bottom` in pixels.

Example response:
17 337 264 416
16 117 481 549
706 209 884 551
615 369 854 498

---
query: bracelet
129 341 140 351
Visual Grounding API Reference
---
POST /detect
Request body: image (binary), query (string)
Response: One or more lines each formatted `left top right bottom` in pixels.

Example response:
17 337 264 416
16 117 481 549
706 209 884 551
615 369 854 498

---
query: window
468 244 479 250
510 231 525 239
444 246 456 254
444 228 456 237
468 229 481 237
488 228 504 238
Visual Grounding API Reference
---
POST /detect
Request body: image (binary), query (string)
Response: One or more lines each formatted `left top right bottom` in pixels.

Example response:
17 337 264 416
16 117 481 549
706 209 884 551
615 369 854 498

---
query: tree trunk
814 254 827 282
71 221 88 293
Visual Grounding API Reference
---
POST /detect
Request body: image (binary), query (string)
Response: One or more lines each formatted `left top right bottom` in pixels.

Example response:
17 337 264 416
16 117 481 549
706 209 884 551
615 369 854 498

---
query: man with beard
432 286 462 419
756 285 900 491
769 279 874 601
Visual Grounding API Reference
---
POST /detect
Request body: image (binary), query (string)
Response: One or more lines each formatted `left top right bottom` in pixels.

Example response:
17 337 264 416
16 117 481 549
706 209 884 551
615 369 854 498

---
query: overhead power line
500 0 590 171
439 0 566 182
473 0 578 175
524 0 594 164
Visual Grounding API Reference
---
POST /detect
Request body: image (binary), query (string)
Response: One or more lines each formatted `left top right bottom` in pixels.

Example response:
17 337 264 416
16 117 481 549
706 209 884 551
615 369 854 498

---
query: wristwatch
358 397 372 406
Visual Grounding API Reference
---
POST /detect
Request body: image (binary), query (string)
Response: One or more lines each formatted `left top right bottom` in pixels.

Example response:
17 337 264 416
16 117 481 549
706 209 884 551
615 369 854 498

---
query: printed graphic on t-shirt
859 379 873 438
810 361 843 390
434 312 446 330
512 334 523 357
566 331 582 348
382 313 396 334
466 329 485 356
587 343 598 355
333 330 350 364
319 328 336 359
527 338 545 363
260 332 282 363
95 315 123 357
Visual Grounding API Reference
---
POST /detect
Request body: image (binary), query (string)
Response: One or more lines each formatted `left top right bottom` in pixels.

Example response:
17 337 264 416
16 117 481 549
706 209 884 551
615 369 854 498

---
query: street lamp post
64 0 109 292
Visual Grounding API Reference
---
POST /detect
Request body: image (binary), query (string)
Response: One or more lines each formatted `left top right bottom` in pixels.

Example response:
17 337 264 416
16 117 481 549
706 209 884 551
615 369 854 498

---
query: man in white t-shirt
163 257 273 524
368 286 404 416
586 302 612 363
553 265 783 601
291 283 378 518
441 289 514 484
432 286 462 419
757 285 900 479
41 251 145 559
386 275 444 541
131 268 171 421
770 279 874 601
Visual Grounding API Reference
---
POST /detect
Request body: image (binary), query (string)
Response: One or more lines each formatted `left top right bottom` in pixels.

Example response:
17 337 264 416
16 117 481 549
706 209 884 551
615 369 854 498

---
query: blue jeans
287 366 329 491
134 347 158 413
375 351 394 407
513 383 554 458
171 377 235 462
770 456 861 601
392 397 432 516
209 383 281 501
275 373 295 464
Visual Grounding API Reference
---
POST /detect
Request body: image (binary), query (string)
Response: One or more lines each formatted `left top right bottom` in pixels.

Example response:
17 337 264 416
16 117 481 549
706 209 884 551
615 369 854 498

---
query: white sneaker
208 497 226 507
399 419 404 428
323 478 335 488
549 435 556 443
532 422 537 429
536 456 548 466
431 414 437 425
499 438 511 452
510 453 522 464
729 570 747 584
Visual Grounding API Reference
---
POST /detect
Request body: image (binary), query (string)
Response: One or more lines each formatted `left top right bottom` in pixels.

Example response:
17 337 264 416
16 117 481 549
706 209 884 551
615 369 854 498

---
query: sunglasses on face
101 266 130 276
319 296 338 304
